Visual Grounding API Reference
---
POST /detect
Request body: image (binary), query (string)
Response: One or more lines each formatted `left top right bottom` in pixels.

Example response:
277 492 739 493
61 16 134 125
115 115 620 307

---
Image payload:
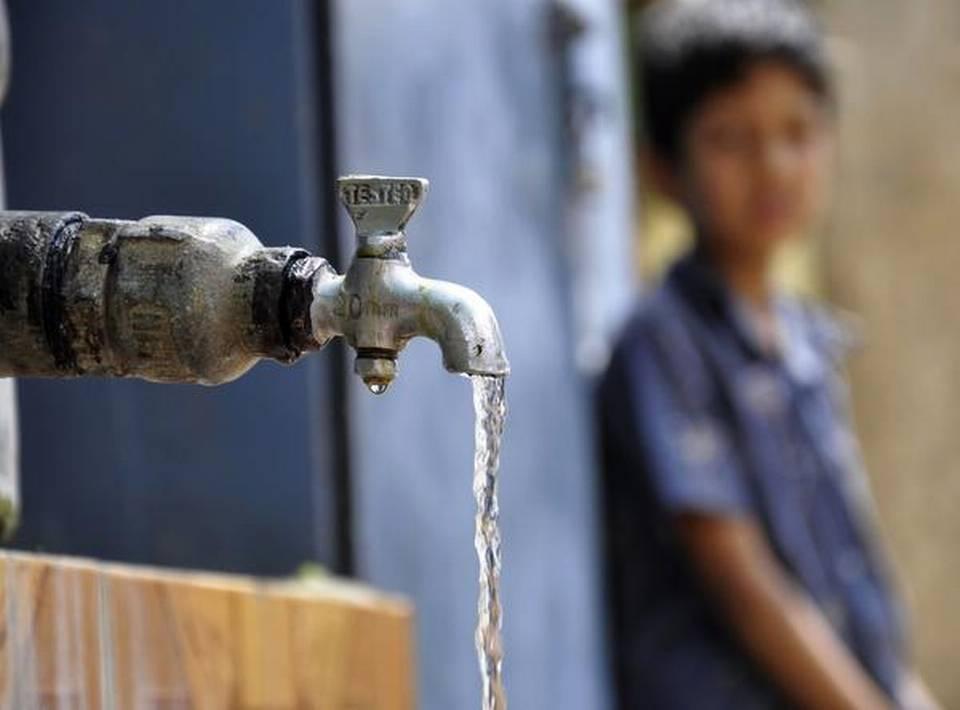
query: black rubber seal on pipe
40 214 85 372
279 250 324 358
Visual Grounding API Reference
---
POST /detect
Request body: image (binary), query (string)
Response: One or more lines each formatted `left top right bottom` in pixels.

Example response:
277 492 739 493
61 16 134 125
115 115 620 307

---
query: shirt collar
667 249 836 387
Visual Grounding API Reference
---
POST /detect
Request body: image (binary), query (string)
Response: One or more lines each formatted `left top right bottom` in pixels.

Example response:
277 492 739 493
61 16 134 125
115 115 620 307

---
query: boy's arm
676 512 894 710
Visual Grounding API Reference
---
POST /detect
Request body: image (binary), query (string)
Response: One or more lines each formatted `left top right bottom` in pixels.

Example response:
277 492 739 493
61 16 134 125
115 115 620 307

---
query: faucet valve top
337 175 429 244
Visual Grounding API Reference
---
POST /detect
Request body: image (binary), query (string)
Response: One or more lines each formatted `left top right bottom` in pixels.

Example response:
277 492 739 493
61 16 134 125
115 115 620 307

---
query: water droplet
367 382 389 395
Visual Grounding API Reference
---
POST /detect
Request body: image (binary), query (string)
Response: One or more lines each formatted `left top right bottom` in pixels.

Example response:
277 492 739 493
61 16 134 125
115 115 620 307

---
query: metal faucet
312 176 509 393
0 175 508 391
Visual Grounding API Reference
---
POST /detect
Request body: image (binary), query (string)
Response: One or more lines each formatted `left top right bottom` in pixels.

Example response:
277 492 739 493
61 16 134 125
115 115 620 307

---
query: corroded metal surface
0 212 327 384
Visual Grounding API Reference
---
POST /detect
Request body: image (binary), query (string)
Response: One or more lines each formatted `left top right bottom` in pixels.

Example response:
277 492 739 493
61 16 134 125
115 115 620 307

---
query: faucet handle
337 175 429 240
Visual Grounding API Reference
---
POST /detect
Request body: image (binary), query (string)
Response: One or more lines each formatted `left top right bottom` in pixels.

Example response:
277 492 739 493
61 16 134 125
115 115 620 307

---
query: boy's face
672 61 833 255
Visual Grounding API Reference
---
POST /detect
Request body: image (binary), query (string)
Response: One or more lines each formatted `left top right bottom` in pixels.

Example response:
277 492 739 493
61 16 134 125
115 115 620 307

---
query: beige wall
823 1 960 702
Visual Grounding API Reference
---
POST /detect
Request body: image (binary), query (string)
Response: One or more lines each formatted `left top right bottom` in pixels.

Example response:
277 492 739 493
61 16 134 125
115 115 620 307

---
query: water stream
470 375 507 710
0 377 509 708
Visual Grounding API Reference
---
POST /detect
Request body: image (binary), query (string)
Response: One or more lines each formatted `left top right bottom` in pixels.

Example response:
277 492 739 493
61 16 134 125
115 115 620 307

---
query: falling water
470 375 507 710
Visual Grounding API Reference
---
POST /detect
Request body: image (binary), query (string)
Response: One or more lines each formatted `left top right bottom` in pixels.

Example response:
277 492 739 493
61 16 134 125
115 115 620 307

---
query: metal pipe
0 211 330 383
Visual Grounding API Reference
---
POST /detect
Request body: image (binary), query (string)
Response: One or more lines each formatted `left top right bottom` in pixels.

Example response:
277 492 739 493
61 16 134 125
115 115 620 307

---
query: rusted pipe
0 211 334 384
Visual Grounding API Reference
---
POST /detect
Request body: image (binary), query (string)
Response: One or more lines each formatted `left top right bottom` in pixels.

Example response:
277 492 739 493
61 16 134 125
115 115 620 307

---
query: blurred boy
597 1 939 707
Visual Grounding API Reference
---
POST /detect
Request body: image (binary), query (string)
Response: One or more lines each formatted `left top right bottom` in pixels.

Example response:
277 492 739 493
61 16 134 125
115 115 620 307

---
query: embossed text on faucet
339 181 422 207
334 294 400 320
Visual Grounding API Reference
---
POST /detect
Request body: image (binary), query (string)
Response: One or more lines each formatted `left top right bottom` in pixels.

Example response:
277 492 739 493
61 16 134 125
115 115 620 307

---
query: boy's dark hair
637 0 833 163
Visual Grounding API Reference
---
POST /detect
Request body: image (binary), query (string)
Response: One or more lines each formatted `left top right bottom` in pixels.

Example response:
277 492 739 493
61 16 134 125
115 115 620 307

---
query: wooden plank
0 553 103 708
0 552 415 709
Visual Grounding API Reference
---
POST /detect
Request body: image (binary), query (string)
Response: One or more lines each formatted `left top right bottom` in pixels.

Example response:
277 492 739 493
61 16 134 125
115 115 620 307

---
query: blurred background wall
821 1 960 703
335 2 632 707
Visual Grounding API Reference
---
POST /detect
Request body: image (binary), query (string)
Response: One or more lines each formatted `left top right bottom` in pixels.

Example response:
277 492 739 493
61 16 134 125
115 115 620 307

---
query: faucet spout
416 276 510 377
309 175 509 393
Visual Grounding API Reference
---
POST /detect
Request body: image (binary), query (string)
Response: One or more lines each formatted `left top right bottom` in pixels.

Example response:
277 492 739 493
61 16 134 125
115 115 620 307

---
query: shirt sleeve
621 321 753 516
